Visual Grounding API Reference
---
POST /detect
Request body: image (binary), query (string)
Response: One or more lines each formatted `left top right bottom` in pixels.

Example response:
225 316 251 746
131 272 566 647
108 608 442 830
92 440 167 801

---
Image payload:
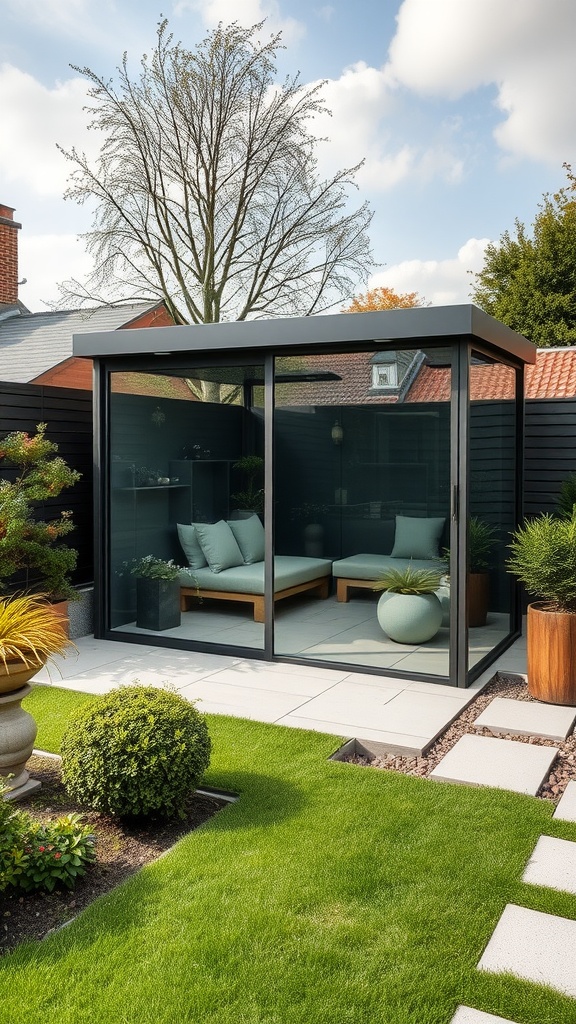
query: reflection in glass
109 366 265 650
467 354 518 669
273 349 453 677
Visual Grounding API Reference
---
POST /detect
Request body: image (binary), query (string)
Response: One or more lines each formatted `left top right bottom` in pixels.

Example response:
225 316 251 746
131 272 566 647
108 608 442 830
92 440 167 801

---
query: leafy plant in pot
230 456 264 517
373 565 444 644
443 516 498 627
507 510 576 704
0 593 71 799
128 556 184 632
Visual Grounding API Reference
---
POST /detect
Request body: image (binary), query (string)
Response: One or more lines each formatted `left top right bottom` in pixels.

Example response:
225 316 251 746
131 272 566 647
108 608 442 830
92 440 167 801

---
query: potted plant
230 456 264 517
507 510 576 704
0 423 81 617
0 593 71 799
372 565 444 644
128 555 183 631
442 517 498 627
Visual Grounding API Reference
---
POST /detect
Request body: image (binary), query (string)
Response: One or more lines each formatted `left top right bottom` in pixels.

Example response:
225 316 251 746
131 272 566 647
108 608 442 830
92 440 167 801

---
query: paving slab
429 734 558 795
478 903 576 998
522 834 576 895
474 697 576 740
450 1008 519 1024
553 780 576 822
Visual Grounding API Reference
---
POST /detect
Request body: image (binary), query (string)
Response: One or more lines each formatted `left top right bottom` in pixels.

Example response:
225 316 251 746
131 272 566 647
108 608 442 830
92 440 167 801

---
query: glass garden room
75 305 535 688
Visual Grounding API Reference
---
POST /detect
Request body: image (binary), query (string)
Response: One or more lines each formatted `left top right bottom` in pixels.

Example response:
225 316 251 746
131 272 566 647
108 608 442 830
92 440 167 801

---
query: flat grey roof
73 304 536 365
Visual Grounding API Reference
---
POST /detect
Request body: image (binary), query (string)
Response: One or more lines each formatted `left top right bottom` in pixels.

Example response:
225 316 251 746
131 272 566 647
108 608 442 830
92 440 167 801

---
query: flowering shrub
0 423 81 600
0 783 95 894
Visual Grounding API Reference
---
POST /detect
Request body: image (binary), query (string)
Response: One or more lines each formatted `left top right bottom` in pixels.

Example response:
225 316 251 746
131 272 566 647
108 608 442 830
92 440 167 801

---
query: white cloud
18 233 94 312
386 0 576 164
0 65 95 196
309 62 467 190
370 237 490 305
174 0 305 45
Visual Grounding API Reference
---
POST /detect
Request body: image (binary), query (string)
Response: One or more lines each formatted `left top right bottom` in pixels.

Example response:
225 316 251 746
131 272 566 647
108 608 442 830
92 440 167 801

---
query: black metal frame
91 327 530 688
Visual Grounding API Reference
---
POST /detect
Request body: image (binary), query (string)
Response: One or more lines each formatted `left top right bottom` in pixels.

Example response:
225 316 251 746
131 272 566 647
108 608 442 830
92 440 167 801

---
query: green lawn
2 685 576 1024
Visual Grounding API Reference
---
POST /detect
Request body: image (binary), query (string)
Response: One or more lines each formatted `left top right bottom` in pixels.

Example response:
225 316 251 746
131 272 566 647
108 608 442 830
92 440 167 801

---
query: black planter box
136 578 181 631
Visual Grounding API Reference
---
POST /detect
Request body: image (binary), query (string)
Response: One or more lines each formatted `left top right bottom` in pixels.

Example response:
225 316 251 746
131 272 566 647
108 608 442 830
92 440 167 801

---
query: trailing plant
0 593 70 669
0 779 95 894
507 511 576 612
231 455 264 513
372 566 443 595
60 685 211 819
0 423 81 600
126 555 182 581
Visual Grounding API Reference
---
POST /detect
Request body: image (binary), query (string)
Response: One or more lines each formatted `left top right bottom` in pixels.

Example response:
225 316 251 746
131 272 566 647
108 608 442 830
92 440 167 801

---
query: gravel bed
345 673 576 802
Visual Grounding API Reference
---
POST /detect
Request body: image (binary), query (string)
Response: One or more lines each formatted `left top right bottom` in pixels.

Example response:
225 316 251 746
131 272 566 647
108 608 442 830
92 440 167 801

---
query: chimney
0 204 22 305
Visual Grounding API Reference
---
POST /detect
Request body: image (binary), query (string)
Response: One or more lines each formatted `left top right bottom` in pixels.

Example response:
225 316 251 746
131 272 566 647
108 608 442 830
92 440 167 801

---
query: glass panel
467 353 518 670
109 365 265 650
273 348 453 677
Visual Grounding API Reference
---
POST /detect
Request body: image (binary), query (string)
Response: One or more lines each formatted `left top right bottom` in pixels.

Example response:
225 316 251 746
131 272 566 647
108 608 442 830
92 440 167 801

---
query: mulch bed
344 673 576 802
0 755 225 956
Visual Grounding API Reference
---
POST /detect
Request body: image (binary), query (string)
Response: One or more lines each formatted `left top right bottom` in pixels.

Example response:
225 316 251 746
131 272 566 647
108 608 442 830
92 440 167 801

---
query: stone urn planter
377 592 442 644
373 565 444 645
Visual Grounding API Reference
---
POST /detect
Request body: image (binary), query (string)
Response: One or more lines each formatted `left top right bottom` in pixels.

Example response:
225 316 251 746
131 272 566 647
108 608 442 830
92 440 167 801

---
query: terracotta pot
50 599 70 636
527 602 576 705
467 573 489 628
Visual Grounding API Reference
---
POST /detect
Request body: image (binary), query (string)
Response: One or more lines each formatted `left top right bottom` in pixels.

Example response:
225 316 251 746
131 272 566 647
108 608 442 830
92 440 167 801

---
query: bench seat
332 554 447 602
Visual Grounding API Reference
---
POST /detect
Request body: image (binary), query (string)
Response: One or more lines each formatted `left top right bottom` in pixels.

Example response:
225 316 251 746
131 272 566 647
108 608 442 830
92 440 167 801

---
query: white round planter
377 592 442 644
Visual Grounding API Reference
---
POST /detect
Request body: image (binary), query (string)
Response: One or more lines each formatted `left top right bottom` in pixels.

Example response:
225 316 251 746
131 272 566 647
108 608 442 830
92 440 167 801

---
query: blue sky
0 0 574 312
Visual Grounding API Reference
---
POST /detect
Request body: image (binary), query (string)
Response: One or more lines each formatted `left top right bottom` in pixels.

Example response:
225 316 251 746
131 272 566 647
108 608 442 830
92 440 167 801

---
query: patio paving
478 903 576 999
473 697 576 741
429 734 558 796
33 633 522 756
450 1009 519 1024
553 780 576 822
522 835 576 895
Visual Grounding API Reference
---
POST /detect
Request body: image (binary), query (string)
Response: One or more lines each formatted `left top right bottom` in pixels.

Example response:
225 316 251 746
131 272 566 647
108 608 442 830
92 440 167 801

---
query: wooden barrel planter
527 602 576 705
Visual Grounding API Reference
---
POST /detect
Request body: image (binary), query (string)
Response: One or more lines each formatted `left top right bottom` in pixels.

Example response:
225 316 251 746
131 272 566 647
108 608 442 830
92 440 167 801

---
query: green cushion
227 515 265 564
390 515 446 560
179 556 332 595
194 520 244 573
177 523 208 570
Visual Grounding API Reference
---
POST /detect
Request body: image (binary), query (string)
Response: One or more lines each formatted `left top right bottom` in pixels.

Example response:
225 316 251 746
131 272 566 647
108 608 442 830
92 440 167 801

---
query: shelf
117 485 189 492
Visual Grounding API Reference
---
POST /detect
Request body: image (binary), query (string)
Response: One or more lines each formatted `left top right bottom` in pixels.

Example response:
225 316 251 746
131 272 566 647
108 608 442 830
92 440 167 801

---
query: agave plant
0 593 70 670
372 565 444 595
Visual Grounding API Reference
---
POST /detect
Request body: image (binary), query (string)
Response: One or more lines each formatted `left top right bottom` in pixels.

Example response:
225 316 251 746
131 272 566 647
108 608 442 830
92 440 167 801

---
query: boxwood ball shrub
60 686 211 819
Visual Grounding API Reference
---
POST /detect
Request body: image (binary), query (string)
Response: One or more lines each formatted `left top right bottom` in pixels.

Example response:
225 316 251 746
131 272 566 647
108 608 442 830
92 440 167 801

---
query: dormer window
372 362 398 389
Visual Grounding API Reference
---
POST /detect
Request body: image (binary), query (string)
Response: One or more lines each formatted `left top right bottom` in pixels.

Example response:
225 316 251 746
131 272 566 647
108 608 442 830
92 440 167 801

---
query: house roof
405 347 576 402
0 303 163 383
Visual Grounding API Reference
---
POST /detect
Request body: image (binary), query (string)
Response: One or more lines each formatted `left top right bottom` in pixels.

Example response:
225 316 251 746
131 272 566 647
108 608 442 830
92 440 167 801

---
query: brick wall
0 205 21 306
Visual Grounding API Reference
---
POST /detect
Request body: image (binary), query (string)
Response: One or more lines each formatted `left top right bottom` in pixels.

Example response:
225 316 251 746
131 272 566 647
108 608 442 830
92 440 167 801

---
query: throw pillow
391 515 446 560
177 523 208 570
227 515 265 564
194 520 244 573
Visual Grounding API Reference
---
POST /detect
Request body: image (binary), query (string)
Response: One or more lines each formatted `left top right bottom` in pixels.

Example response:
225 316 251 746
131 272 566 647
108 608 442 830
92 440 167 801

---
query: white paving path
478 904 576 999
429 734 558 796
451 1009 519 1024
522 834 576 896
474 696 576 741
554 779 576 822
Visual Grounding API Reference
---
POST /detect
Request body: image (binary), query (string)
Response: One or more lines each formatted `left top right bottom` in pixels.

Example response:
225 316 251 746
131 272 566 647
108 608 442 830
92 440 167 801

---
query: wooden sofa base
336 577 376 603
181 576 330 623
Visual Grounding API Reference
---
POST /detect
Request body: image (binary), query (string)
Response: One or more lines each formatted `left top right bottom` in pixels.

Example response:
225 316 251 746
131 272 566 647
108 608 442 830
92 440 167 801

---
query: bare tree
58 20 374 323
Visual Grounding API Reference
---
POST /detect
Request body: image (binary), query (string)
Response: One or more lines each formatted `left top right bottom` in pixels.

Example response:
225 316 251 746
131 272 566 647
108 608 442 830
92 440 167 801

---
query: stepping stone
553 779 576 822
474 697 576 741
522 834 576 895
478 903 576 998
450 1009 519 1024
429 734 558 796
